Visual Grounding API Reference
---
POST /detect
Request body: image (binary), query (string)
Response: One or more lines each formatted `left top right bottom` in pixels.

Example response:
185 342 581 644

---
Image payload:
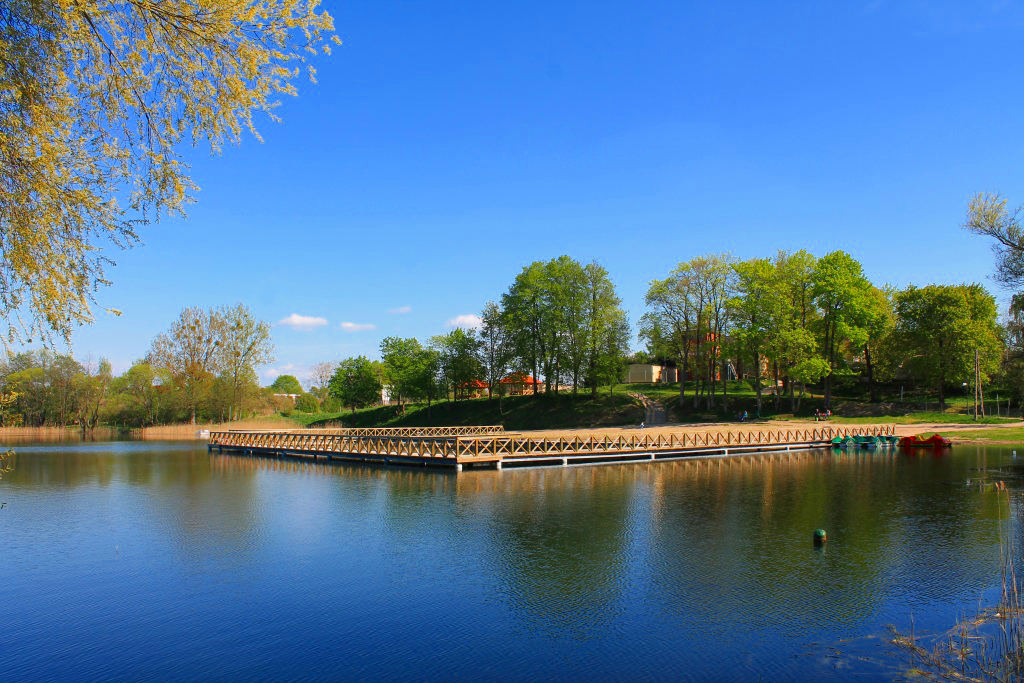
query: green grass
933 426 1024 443
772 412 1018 425
281 411 348 426
277 381 1022 430
296 392 645 431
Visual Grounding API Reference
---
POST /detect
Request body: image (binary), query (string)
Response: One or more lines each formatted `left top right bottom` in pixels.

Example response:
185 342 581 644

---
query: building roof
500 373 539 384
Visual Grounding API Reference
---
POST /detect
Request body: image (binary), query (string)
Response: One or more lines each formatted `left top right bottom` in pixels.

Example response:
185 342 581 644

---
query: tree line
327 256 631 414
642 250 1002 415
0 248 1013 430
0 304 275 429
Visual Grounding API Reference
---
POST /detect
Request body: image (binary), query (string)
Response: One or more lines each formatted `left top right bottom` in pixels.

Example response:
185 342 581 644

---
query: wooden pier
208 424 896 472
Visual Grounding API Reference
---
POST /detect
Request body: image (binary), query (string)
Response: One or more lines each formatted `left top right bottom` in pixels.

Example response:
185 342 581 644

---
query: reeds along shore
134 421 287 440
0 420 288 442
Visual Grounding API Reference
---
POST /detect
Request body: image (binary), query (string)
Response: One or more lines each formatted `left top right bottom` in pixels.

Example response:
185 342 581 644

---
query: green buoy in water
814 529 827 545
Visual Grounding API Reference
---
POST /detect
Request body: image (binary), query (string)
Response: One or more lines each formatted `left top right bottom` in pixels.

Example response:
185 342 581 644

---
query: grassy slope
932 426 1024 443
296 391 644 430
280 381 1021 430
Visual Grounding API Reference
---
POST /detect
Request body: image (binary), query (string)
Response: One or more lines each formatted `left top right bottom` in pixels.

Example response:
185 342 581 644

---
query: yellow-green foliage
0 0 338 344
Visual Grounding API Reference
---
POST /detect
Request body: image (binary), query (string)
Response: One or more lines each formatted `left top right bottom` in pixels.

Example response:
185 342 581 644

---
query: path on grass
630 392 666 427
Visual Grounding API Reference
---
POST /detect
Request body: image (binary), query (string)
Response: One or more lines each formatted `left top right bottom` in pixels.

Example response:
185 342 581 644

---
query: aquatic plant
891 483 1024 682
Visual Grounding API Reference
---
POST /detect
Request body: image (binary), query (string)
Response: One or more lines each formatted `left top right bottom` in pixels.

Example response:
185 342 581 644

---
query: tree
308 361 339 399
811 251 875 409
860 286 895 403
548 256 589 393
108 361 172 426
217 304 274 420
772 250 821 412
294 393 320 413
269 374 303 395
730 258 775 416
430 328 483 401
380 337 427 409
643 254 733 411
963 192 1024 289
0 0 338 346
501 262 551 396
74 358 112 432
594 312 631 395
642 269 696 408
891 284 1002 409
1001 293 1024 404
583 261 628 397
329 357 382 414
148 307 223 423
480 302 511 401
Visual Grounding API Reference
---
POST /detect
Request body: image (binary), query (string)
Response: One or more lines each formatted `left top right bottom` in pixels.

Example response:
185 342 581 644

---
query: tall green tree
329 357 382 415
380 336 429 409
480 302 512 401
730 258 775 416
148 307 223 424
217 304 274 421
642 267 696 408
811 251 875 409
583 261 628 397
269 374 303 395
502 262 554 396
430 328 483 401
891 284 1002 409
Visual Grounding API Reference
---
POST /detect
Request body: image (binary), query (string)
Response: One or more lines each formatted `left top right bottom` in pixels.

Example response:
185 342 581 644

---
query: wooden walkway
208 424 896 472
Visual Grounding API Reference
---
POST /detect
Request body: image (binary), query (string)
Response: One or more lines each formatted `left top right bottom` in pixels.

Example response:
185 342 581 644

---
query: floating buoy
813 529 827 545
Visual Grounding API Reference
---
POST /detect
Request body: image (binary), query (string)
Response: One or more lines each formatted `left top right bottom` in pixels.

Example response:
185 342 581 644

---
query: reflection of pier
208 425 896 472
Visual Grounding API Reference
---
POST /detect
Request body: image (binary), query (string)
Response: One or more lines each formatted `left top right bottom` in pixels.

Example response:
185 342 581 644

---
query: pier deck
208 424 896 471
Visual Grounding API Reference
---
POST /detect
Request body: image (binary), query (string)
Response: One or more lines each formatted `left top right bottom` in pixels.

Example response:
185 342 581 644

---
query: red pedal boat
899 434 952 448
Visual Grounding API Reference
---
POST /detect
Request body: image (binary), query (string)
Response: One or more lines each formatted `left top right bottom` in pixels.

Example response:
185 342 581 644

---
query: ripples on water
0 442 1019 681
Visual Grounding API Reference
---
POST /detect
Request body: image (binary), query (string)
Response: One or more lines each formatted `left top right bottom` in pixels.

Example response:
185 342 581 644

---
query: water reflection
0 443 1017 681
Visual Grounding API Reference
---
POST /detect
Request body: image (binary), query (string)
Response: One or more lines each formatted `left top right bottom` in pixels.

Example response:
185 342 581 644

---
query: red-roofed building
500 373 542 396
458 379 490 399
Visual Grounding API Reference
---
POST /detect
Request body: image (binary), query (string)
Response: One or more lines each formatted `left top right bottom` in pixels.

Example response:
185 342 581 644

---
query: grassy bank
933 426 1024 444
774 412 1019 425
303 392 644 431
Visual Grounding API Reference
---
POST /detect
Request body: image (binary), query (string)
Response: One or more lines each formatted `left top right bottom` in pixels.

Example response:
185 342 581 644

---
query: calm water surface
1 441 1021 681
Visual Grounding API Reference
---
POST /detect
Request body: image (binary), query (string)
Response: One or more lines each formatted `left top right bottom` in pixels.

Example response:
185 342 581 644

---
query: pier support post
495 461 502 470
561 458 568 466
455 463 463 472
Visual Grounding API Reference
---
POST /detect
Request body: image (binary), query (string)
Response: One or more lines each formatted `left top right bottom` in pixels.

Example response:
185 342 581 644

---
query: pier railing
209 424 895 462
451 425 894 459
222 426 505 438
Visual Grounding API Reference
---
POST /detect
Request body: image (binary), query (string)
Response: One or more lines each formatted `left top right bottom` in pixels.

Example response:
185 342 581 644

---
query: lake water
1 441 1020 681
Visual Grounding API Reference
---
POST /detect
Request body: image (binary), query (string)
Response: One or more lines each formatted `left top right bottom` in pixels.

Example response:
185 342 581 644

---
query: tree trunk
753 350 763 417
773 360 780 411
789 370 796 413
824 313 836 410
864 344 879 403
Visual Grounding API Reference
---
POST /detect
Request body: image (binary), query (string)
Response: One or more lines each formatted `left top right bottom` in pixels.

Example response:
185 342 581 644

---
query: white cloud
388 305 412 314
263 363 309 383
278 313 328 330
340 321 376 332
447 314 483 329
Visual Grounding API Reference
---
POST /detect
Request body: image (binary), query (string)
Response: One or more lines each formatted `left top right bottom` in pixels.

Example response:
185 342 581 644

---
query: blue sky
67 1 1024 386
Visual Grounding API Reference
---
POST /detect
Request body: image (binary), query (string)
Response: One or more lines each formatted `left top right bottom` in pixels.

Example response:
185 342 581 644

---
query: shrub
295 393 320 413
